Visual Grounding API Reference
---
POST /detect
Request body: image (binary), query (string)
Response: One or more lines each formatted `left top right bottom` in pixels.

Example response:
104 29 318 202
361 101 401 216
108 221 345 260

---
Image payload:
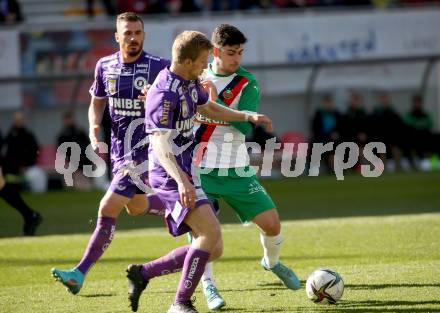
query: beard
127 44 142 57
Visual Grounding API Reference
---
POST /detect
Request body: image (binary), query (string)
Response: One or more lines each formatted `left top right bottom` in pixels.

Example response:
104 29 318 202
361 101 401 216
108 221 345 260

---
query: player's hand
200 80 218 101
138 84 151 102
89 125 102 153
177 177 196 209
248 113 273 133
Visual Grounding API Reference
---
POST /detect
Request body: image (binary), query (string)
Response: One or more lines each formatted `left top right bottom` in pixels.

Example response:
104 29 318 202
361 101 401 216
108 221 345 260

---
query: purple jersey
145 67 209 189
90 50 170 174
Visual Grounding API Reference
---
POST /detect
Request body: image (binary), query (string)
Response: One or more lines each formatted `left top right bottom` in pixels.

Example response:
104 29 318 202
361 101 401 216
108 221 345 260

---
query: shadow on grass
284 300 440 313
346 283 440 289
0 253 364 266
306 300 440 312
80 293 116 298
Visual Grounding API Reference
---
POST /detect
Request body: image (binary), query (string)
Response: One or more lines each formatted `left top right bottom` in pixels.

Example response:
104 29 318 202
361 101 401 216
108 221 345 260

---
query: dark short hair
172 31 213 63
212 24 247 47
116 12 144 28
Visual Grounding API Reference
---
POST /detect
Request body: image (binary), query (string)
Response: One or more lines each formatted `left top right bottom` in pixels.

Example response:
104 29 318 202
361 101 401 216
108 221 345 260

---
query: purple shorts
152 184 212 237
109 167 152 198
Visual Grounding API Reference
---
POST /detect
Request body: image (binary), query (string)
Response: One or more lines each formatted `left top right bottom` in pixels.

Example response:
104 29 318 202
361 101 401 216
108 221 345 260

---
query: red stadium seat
37 144 57 170
281 131 308 153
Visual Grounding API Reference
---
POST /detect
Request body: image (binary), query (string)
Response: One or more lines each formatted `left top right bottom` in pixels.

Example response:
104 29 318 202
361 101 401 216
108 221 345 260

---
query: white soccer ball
305 268 344 304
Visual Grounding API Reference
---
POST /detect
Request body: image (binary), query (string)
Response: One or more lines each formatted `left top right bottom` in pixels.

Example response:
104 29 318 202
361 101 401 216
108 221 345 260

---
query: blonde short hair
172 31 213 64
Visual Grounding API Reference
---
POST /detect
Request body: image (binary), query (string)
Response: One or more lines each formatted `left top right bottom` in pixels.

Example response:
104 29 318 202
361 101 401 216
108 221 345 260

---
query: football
305 268 344 304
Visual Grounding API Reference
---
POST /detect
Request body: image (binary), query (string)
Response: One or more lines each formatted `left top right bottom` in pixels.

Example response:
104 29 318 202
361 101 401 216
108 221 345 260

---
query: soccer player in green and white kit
193 24 301 310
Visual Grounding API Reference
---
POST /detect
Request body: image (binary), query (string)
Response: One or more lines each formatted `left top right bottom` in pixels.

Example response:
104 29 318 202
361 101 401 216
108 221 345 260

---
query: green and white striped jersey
194 64 260 168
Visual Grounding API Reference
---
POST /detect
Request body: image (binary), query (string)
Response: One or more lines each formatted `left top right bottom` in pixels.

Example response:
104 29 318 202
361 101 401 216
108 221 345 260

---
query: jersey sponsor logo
181 99 189 118
109 97 143 110
134 76 147 91
114 110 141 117
160 100 171 125
135 69 149 74
171 79 180 92
136 63 149 68
191 88 198 103
109 97 143 117
176 116 195 137
222 89 233 100
195 113 229 126
121 67 132 74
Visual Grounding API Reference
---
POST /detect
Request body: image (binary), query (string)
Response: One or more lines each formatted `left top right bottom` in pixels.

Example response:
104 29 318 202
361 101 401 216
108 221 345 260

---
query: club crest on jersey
181 99 189 118
191 88 198 103
134 77 147 91
222 89 233 100
107 74 118 94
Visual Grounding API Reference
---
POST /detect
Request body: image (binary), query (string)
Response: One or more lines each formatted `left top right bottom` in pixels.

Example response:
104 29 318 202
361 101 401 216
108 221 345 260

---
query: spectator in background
403 94 433 168
116 0 167 14
57 111 92 189
369 92 403 171
0 0 23 24
311 94 342 173
87 0 116 17
0 125 42 236
3 111 39 176
340 90 369 170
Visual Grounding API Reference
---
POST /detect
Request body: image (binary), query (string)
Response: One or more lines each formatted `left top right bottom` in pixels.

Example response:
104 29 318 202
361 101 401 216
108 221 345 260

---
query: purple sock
76 216 116 274
145 194 164 215
141 245 190 280
175 247 210 304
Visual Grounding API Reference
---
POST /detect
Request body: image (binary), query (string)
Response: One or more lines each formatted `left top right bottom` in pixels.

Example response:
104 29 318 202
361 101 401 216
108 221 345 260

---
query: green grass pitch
0 171 440 312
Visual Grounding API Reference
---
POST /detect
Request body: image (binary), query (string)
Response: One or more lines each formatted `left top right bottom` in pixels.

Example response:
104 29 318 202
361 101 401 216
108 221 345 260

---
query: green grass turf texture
0 171 439 312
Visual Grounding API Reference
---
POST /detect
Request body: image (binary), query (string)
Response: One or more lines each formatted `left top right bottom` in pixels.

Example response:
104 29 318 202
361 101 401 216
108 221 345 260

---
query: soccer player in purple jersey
51 12 169 295
125 31 272 313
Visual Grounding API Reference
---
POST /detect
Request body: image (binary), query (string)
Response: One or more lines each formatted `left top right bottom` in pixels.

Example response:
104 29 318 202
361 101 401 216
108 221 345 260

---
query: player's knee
99 199 122 217
198 224 221 249
125 204 144 216
262 220 281 236
207 222 222 241
210 241 223 261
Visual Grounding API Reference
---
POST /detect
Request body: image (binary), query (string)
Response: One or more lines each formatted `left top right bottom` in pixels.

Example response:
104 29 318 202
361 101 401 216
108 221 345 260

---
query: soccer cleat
126 264 149 312
51 268 84 295
261 259 301 290
167 300 199 313
203 284 226 310
23 211 42 236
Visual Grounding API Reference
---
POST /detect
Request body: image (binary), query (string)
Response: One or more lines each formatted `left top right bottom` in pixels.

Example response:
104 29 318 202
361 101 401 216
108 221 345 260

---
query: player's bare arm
150 130 196 208
197 100 273 133
200 80 218 101
88 96 107 151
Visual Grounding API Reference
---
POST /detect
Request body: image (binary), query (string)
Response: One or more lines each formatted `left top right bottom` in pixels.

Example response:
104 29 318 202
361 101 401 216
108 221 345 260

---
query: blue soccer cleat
261 259 301 290
51 267 84 295
203 284 226 310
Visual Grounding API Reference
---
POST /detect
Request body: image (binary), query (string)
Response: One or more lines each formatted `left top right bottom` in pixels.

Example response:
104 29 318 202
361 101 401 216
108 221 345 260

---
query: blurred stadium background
1 2 440 312
0 1 440 231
